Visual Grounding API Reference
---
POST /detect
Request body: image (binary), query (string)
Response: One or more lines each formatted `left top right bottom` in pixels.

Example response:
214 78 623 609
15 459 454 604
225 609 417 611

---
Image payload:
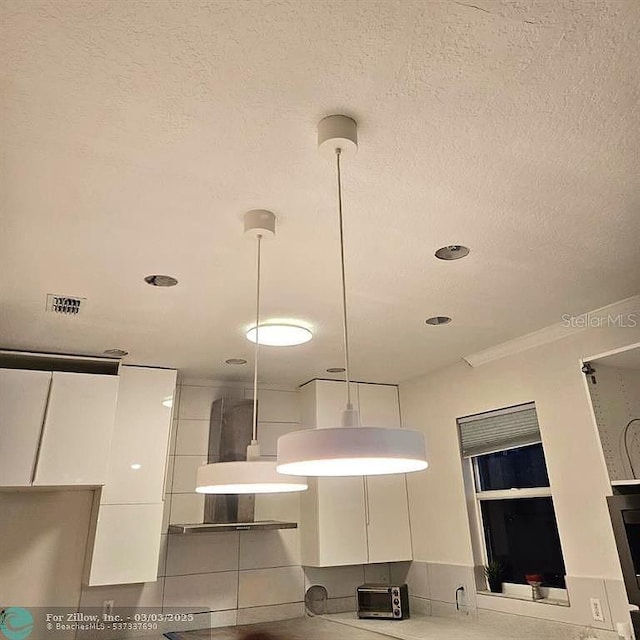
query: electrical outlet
455 584 468 614
590 597 604 622
102 600 114 619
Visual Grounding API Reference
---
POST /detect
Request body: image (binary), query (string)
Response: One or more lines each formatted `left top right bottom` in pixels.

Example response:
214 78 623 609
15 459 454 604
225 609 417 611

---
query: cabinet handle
31 375 54 484
364 477 370 526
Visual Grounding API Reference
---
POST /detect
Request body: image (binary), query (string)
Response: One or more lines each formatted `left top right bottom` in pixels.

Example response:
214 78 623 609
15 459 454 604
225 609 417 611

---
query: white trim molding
463 296 640 368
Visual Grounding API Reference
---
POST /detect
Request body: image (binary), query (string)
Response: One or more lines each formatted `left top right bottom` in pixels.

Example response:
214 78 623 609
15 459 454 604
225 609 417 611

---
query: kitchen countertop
322 611 611 640
144 610 608 640
324 612 521 640
147 616 398 640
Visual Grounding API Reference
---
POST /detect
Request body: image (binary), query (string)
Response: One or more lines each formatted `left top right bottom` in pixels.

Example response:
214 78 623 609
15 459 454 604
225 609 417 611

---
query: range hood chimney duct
168 397 298 534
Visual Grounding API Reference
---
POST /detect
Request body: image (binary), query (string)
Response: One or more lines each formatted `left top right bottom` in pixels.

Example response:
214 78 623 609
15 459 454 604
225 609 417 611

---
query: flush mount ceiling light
246 323 312 346
196 210 307 495
435 245 470 261
425 316 452 325
144 274 178 287
277 115 428 478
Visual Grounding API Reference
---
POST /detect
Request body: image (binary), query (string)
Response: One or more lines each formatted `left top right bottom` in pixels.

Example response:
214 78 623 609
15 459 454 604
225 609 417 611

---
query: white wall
399 326 640 629
0 490 93 608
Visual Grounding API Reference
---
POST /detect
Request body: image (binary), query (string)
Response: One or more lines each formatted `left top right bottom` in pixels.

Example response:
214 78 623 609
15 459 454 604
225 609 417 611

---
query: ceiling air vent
46 294 86 316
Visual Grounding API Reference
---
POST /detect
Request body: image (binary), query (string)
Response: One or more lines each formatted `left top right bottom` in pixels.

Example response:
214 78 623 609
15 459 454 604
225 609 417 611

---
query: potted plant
525 573 544 600
484 560 504 593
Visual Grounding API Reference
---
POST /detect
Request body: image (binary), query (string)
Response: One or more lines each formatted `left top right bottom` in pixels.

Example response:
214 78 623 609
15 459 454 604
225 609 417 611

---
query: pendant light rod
252 233 262 443
335 148 353 406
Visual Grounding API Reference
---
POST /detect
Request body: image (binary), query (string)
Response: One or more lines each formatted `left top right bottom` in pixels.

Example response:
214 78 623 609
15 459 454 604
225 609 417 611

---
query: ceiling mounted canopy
196 210 307 494
276 115 428 478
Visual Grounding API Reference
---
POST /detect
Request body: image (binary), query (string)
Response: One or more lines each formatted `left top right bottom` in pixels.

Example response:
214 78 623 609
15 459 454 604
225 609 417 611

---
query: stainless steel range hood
169 397 297 535
169 520 297 534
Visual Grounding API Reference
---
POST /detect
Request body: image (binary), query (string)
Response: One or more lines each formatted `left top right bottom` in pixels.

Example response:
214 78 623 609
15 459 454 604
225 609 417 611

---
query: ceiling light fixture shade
246 323 312 346
196 211 307 494
196 460 308 494
277 427 428 476
276 115 428 478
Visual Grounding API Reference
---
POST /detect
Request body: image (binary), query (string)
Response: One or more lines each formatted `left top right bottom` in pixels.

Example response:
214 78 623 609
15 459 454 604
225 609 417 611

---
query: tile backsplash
149 380 306 626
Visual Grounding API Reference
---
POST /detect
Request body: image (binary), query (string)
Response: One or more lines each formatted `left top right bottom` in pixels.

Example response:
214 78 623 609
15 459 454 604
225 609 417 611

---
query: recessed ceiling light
326 367 345 373
425 316 452 326
246 323 313 346
104 348 129 357
144 274 178 287
435 245 470 260
225 358 248 365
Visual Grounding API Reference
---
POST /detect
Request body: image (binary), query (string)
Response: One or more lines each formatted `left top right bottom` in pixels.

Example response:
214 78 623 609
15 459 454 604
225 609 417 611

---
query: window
459 403 566 591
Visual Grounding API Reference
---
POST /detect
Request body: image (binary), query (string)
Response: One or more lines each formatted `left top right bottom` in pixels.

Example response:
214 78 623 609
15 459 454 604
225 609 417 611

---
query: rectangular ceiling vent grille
46 294 86 316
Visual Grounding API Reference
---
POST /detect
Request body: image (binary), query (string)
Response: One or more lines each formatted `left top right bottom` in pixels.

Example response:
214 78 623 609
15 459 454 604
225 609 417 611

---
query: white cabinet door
0 369 51 486
300 475 369 567
33 372 119 486
365 474 412 562
101 367 176 505
317 476 369 566
359 382 412 563
87 503 164 585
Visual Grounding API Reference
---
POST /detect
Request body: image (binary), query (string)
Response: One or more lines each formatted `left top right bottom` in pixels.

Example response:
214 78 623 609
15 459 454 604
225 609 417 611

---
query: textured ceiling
1 0 639 385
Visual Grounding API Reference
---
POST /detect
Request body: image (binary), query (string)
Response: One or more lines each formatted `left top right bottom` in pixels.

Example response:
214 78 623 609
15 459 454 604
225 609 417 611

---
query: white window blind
458 402 541 458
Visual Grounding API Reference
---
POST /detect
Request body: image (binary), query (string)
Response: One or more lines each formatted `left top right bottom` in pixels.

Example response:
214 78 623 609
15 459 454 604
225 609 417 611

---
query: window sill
477 589 569 608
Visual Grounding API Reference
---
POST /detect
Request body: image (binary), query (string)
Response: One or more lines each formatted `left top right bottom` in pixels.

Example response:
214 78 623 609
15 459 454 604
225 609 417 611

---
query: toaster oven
356 583 409 620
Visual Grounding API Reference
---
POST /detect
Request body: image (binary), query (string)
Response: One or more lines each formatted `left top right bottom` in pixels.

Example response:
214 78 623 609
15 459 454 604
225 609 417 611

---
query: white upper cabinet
33 372 119 486
86 366 176 585
0 369 52 486
101 366 177 505
300 378 360 429
298 379 413 566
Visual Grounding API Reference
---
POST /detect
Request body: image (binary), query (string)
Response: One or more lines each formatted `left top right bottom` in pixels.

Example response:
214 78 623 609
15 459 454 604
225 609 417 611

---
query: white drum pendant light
196 211 307 494
277 116 429 477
